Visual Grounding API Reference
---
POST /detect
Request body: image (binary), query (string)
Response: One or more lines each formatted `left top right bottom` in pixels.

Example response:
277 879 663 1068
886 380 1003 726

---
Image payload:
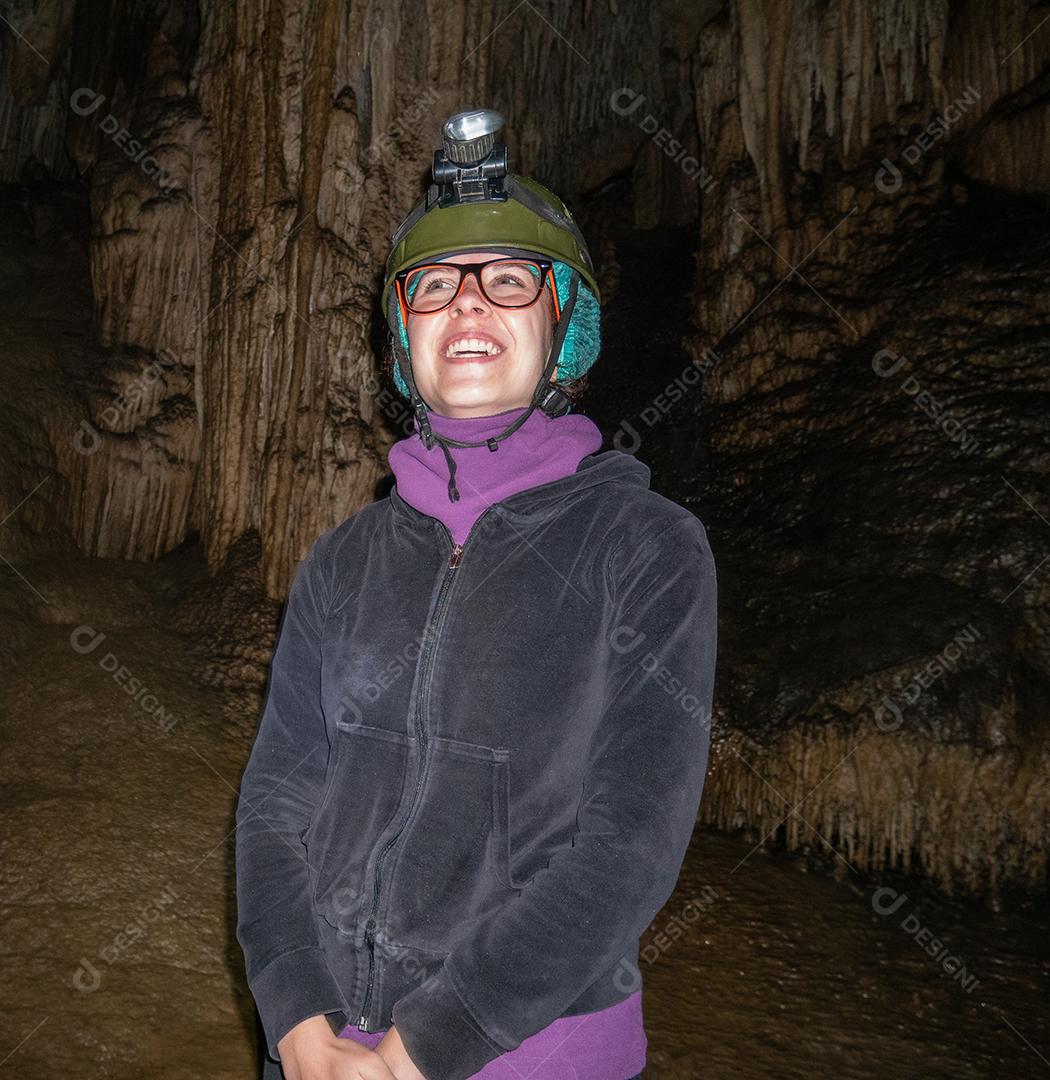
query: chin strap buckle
412 396 436 449
536 382 572 417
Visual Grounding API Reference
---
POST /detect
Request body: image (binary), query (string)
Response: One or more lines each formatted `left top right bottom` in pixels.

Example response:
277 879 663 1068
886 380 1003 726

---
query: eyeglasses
395 257 559 318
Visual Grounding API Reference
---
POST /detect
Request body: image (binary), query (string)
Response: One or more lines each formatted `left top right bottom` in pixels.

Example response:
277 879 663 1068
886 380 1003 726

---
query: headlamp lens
443 109 502 145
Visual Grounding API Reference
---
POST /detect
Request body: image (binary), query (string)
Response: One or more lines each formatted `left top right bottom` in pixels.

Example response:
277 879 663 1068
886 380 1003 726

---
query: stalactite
724 0 961 231
703 723 1050 895
0 0 77 182
33 0 504 597
685 0 1050 899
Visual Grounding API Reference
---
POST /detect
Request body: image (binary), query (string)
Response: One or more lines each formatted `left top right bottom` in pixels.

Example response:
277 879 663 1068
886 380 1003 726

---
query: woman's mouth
441 334 506 363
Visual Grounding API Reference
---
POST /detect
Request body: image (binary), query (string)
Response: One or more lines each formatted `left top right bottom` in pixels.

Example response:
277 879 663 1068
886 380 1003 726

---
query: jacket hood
388 448 651 530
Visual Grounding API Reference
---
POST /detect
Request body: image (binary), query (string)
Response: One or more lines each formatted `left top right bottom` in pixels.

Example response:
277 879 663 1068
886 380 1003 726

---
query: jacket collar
388 449 651 531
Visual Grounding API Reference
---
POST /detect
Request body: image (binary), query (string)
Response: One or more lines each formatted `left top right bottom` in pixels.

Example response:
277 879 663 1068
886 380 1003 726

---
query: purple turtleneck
386 404 604 544
336 404 647 1079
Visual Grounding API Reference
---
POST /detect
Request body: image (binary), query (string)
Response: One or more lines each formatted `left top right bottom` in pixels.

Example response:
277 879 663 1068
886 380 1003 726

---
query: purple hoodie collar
388 406 603 546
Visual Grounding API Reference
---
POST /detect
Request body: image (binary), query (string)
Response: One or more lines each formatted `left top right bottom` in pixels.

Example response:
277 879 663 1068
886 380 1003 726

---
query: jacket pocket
310 720 414 939
381 735 520 952
490 750 534 891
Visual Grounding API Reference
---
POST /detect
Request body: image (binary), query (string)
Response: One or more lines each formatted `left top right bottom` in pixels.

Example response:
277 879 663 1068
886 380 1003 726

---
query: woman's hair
556 372 589 405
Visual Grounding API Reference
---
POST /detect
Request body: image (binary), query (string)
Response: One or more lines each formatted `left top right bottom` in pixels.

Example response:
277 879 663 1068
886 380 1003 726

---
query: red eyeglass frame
394 257 562 326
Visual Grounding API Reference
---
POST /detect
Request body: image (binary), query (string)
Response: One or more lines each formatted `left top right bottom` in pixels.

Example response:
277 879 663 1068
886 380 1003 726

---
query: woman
236 111 718 1080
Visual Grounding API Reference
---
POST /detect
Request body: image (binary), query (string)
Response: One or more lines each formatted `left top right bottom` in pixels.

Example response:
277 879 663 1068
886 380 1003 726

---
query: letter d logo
871 886 908 917
874 157 903 194
612 419 641 454
609 88 645 117
612 956 642 994
73 958 102 992
872 694 904 732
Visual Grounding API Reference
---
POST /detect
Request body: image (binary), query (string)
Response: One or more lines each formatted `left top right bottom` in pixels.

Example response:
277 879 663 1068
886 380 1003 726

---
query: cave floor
1 550 1047 1080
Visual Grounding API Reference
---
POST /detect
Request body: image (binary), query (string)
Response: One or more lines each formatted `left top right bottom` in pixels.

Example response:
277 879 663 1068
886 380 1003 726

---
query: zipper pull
449 544 463 568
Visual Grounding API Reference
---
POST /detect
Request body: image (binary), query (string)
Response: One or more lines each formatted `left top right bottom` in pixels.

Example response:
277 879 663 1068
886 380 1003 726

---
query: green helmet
381 173 601 315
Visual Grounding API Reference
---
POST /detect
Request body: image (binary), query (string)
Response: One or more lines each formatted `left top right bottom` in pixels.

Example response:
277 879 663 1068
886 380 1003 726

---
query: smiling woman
403 251 557 419
235 108 717 1080
381 252 595 418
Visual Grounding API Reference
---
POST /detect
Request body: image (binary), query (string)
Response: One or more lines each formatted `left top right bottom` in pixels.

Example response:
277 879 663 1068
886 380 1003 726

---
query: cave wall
186 0 500 595
679 0 1050 894
2 0 719 594
5 1 1046 584
3 0 1049 894
4 0 498 593
691 0 1050 324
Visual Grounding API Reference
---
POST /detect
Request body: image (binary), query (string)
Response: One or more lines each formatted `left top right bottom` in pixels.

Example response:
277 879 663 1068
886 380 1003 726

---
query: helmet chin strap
387 270 581 503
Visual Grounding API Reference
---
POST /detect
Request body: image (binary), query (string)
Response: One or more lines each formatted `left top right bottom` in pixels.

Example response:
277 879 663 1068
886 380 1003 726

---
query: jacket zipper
356 523 478 1029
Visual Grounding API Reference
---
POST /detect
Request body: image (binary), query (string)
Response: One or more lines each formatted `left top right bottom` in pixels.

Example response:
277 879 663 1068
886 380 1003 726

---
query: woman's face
404 250 556 417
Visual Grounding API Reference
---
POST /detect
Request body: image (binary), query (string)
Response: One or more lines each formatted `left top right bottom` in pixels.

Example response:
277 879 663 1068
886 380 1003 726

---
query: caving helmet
381 108 602 500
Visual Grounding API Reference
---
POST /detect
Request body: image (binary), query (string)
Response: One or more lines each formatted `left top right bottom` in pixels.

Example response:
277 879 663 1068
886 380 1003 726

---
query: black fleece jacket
235 449 718 1079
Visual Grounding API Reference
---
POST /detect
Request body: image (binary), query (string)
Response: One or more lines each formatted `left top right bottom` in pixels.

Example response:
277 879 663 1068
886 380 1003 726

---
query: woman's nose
452 272 490 313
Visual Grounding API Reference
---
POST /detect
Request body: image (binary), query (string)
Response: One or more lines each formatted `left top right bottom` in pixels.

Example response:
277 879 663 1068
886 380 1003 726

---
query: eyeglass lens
404 260 544 312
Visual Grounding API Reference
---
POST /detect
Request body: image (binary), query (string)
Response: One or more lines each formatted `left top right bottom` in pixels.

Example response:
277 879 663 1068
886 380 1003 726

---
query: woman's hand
276 1015 398 1080
375 1027 428 1080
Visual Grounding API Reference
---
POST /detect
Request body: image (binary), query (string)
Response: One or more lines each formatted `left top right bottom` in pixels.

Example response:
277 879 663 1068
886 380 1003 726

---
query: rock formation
2 0 1048 898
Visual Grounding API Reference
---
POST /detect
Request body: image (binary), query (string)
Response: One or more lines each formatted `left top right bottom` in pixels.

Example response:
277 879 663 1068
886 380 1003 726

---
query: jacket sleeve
235 533 348 1061
391 514 718 1080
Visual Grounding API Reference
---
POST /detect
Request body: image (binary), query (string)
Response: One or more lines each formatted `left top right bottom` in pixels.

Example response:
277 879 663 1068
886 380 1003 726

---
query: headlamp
431 108 510 208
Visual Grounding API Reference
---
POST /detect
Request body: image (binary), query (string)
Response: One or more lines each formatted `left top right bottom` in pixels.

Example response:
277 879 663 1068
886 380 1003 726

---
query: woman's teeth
445 338 504 357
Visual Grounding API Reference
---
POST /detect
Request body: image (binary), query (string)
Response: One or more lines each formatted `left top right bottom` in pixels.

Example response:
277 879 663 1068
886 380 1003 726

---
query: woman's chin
427 382 523 416
430 370 507 404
